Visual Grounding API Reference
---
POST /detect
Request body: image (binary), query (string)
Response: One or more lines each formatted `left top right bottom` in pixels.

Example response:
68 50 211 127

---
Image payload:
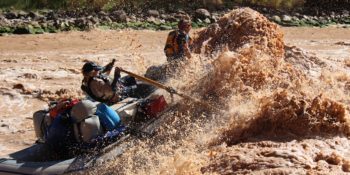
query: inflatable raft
0 92 170 175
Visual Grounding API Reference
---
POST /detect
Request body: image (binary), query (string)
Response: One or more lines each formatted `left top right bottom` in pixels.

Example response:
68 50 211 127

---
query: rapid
88 8 350 174
0 8 349 174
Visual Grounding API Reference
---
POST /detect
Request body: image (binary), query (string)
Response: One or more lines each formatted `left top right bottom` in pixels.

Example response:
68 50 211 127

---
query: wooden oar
118 68 217 110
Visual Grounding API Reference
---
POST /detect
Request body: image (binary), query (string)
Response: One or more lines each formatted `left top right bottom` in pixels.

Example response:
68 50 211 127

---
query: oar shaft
119 67 218 110
119 68 170 90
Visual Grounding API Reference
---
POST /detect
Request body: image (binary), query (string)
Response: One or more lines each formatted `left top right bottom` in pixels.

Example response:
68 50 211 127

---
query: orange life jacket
164 30 193 60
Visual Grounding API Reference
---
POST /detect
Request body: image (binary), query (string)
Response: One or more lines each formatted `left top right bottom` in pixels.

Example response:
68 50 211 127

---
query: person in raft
80 60 122 105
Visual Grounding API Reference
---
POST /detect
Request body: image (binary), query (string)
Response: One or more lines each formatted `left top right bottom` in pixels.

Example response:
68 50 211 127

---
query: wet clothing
81 74 141 105
164 30 193 61
81 74 119 105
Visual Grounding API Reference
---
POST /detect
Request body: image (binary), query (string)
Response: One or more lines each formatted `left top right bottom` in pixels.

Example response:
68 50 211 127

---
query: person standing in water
164 19 193 62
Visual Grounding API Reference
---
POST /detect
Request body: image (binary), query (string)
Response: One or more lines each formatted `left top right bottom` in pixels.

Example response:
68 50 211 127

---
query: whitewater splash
91 8 350 174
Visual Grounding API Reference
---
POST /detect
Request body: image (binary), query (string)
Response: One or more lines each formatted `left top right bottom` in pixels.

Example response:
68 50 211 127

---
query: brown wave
213 91 350 146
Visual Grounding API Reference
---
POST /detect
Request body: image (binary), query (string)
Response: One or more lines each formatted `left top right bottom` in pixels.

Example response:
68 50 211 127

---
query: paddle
118 67 217 110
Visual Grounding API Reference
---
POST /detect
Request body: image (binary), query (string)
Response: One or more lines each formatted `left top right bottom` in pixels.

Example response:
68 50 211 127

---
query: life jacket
81 75 112 104
164 30 192 60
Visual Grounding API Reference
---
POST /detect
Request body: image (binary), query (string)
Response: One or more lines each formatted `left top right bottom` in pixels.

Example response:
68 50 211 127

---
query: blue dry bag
96 103 121 131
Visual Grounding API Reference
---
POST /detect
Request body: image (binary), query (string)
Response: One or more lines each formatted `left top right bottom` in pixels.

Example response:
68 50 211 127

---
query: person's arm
102 59 116 75
183 42 192 59
183 34 192 59
111 67 121 91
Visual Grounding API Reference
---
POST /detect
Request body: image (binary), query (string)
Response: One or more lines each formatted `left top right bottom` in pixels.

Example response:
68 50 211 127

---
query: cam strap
76 122 83 142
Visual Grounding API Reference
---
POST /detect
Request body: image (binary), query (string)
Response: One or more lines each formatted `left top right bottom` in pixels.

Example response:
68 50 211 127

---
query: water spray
117 67 219 111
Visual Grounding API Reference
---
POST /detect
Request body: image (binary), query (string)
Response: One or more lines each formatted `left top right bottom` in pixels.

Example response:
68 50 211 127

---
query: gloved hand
112 66 121 92
114 66 121 79
104 59 116 72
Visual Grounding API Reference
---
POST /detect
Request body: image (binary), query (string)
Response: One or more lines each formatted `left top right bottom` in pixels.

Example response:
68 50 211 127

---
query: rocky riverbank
0 7 350 35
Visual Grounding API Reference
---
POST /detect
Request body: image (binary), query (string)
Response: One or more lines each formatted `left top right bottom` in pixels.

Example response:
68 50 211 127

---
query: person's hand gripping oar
116 67 219 111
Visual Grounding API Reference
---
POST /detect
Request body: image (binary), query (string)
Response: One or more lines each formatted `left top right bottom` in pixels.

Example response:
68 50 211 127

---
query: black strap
177 31 187 56
76 122 83 142
173 30 178 46
40 112 47 138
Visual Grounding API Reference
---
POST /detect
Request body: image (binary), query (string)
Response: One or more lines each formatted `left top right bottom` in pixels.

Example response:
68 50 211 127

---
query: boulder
174 13 189 20
195 8 211 20
146 16 157 23
28 11 44 20
196 18 203 23
307 19 319 26
28 11 38 19
271 15 281 23
0 15 11 25
88 16 99 24
29 21 41 28
282 15 292 22
160 14 167 19
110 10 127 23
75 18 87 28
40 9 51 15
177 10 187 15
39 22 47 29
127 15 137 22
98 11 108 17
147 10 159 17
292 16 299 21
302 15 310 20
162 14 177 22
47 11 58 20
17 11 28 18
204 18 211 24
5 12 17 19
102 16 112 24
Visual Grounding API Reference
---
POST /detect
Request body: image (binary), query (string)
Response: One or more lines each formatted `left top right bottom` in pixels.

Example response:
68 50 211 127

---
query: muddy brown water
0 24 349 174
